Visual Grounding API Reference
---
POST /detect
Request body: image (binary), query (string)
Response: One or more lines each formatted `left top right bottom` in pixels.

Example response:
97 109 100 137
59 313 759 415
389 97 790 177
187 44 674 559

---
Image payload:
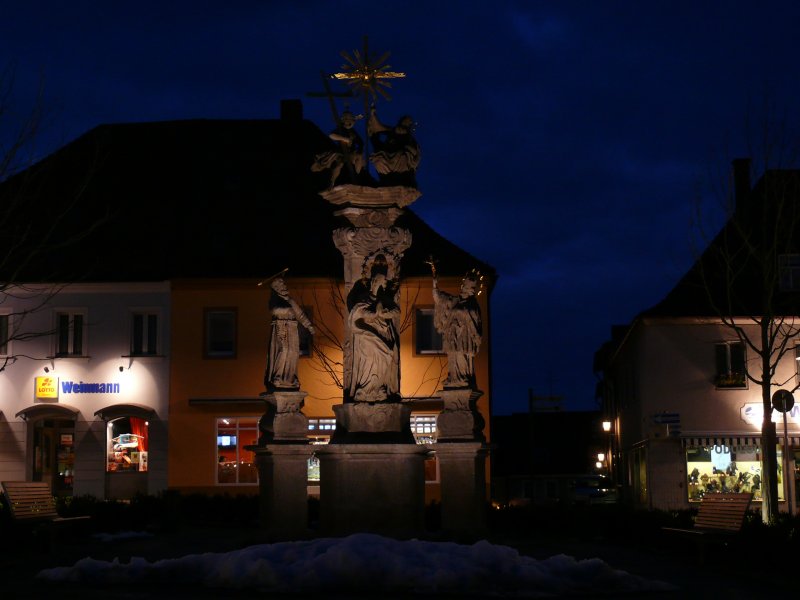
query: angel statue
367 106 420 187
311 110 365 188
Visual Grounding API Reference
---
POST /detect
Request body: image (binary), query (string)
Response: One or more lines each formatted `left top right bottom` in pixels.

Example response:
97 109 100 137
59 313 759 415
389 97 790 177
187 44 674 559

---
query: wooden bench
663 492 752 564
1 481 91 549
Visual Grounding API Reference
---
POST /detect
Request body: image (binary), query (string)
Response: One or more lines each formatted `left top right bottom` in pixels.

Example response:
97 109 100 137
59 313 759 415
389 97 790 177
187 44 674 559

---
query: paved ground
0 522 793 599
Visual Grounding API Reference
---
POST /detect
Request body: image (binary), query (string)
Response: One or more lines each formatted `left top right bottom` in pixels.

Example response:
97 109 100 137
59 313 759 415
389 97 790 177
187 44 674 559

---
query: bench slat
1 481 64 522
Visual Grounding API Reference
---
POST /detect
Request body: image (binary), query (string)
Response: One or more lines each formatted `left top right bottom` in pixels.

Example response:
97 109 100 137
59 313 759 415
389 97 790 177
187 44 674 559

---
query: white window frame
216 416 259 485
54 309 88 357
0 310 11 357
205 308 237 358
414 307 444 355
129 309 161 356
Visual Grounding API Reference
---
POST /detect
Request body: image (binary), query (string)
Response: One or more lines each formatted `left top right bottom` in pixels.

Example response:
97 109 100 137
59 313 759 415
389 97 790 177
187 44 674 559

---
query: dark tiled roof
641 169 800 318
0 118 494 283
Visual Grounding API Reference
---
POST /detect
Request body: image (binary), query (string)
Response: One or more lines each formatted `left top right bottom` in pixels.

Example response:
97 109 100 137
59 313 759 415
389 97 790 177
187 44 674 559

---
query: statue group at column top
312 106 421 190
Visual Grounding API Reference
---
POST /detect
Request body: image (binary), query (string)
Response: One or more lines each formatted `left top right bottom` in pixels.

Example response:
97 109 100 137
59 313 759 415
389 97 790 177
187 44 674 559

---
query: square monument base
254 444 313 539
316 443 429 536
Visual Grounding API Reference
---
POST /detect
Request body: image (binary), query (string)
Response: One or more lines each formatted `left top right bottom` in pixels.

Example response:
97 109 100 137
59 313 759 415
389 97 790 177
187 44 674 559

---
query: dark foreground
0 497 796 599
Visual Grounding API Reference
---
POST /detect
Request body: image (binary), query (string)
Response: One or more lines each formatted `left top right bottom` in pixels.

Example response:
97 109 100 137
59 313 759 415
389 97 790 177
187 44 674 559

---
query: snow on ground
38 533 674 597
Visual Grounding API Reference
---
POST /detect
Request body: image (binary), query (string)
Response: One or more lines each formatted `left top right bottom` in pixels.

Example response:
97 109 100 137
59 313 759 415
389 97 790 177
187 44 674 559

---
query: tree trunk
760 322 779 523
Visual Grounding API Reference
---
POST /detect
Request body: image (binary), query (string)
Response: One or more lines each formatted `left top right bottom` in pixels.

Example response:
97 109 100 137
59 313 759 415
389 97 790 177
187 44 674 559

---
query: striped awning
682 435 800 448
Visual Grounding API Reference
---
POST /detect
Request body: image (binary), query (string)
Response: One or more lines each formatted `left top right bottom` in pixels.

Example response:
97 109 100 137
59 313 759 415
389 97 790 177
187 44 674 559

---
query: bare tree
0 64 104 371
694 104 800 524
300 278 447 401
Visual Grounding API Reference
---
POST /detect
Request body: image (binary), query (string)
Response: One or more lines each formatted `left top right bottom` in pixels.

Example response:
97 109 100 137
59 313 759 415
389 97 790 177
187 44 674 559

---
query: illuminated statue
345 254 401 402
311 110 365 188
431 264 483 389
368 107 420 188
265 277 315 390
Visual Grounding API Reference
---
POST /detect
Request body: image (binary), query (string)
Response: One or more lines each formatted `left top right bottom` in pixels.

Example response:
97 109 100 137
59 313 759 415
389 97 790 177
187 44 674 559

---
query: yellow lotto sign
35 376 59 400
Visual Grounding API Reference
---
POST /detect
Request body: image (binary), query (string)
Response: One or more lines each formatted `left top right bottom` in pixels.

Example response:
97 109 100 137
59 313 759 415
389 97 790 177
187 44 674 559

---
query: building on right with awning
595 159 800 514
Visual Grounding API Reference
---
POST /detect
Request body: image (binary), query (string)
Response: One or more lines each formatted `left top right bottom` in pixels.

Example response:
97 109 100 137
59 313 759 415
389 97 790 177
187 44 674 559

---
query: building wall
613 318 800 511
168 275 493 498
0 283 170 498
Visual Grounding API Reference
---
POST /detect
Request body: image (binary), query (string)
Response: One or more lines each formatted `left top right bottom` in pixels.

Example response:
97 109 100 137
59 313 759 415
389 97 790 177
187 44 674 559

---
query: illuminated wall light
595 461 603 469
597 453 605 462
602 421 612 432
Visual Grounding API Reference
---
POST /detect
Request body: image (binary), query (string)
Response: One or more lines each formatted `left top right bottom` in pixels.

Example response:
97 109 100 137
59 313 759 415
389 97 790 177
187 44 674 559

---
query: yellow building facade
167 275 492 503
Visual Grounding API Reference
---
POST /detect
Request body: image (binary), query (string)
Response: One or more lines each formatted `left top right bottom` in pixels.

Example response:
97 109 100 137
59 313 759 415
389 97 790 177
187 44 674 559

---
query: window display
217 417 258 484
106 417 149 472
686 444 784 501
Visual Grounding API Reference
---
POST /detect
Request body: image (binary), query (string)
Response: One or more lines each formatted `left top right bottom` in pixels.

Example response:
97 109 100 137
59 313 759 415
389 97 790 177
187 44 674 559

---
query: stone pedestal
436 442 489 536
259 390 309 443
316 443 428 536
331 402 415 444
437 388 485 442
253 444 313 539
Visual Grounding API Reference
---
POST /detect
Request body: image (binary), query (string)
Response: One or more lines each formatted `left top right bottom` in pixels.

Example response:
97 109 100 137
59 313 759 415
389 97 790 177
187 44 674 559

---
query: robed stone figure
433 272 482 389
265 277 315 391
345 254 401 402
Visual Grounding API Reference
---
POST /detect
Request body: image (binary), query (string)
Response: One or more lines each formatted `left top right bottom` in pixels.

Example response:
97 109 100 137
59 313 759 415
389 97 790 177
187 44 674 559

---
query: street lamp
602 420 612 432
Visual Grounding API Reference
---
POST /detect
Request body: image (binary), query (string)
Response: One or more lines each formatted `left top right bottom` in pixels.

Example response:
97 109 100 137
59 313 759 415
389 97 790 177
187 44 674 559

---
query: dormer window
779 254 800 291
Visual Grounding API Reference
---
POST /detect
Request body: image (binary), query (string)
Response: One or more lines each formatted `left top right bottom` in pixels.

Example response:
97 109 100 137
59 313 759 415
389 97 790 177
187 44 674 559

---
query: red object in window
130 417 149 452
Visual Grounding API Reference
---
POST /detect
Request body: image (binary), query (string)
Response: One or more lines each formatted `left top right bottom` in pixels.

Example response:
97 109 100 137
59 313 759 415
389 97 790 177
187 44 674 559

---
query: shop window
795 345 800 382
685 444 784 502
411 413 438 483
131 312 159 355
0 313 9 356
307 418 336 482
205 309 237 358
55 311 86 356
715 342 746 388
415 308 443 354
779 254 800 291
106 417 149 473
217 417 258 484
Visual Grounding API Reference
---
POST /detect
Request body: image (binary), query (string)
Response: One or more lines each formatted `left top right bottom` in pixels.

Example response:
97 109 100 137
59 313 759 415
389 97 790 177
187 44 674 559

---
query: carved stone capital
321 183 421 209
334 206 405 228
332 226 412 258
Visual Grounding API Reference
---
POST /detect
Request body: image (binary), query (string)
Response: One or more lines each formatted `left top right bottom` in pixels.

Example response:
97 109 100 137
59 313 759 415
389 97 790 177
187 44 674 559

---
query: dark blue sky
3 1 800 414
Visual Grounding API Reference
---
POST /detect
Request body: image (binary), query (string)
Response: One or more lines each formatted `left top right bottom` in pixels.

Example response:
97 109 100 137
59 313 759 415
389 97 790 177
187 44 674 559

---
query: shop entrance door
32 419 75 497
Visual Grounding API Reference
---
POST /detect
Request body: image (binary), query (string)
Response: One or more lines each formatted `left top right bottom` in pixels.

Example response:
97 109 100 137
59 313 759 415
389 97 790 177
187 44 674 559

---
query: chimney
280 99 303 121
732 157 751 209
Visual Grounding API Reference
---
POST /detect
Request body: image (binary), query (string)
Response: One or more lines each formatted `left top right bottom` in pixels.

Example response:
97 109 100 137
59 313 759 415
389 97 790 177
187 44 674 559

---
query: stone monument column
251 276 315 538
430 269 490 535
315 183 428 535
324 185 419 442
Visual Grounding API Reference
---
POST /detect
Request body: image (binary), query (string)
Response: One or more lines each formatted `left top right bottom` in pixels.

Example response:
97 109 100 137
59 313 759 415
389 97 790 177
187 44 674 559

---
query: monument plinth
436 388 486 442
315 443 429 536
318 180 425 531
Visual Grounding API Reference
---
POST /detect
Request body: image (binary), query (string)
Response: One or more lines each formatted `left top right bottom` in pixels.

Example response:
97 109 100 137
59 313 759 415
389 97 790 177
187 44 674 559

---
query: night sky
3 1 800 414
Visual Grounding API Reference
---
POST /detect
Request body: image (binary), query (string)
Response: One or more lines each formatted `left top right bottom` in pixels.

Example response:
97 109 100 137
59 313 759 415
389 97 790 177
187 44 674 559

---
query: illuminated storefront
685 441 785 502
0 283 170 500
